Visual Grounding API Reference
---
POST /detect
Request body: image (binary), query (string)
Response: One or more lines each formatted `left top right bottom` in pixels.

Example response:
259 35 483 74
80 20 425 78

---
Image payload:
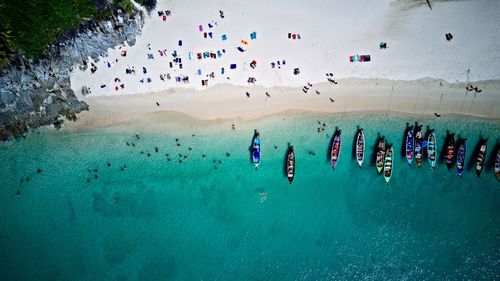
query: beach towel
230 64 237 69
250 32 257 40
178 40 182 46
221 34 227 41
237 47 245 52
241 40 248 45
199 25 203 32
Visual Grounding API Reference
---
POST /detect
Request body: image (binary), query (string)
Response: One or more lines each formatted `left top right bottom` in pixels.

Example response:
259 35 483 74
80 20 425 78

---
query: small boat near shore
414 126 423 168
331 131 341 169
445 134 456 171
475 140 487 178
495 148 500 181
405 126 414 166
356 129 365 168
427 129 436 169
456 139 466 177
376 137 386 174
384 145 394 184
251 130 261 169
287 146 295 184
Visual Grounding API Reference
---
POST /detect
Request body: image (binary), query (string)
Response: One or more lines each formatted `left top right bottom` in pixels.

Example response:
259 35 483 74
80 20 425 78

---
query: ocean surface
1 113 499 280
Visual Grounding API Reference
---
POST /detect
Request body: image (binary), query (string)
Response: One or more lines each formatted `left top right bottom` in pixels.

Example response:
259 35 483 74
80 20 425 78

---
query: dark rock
0 6 145 141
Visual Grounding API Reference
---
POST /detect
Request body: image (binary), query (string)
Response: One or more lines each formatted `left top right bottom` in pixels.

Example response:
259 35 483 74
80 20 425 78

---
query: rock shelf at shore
0 4 147 141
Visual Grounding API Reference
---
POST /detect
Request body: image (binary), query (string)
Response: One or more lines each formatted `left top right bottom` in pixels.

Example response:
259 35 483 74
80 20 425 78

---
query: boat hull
376 138 385 174
287 146 295 184
405 128 414 166
475 142 486 178
356 130 364 168
456 141 466 177
445 135 455 171
415 129 423 168
427 132 436 169
494 149 500 181
331 133 341 169
384 146 394 184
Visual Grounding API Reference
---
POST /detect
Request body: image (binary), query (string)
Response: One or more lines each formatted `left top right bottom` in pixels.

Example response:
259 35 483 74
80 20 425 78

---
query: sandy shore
66 78 500 132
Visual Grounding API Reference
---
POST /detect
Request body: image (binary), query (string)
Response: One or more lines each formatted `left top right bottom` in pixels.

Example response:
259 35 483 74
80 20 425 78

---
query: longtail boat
405 126 414 166
414 126 423 168
456 139 466 177
475 140 487 178
445 134 456 171
356 129 365 168
495 148 500 181
331 131 341 169
287 146 295 184
427 129 436 169
384 145 394 184
376 137 386 174
251 130 261 169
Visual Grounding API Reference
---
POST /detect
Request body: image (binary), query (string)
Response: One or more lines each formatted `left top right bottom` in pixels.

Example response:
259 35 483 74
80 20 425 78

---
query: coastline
66 78 500 133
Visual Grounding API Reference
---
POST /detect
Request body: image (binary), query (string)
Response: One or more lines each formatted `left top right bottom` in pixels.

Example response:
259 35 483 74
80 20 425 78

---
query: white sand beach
69 0 500 130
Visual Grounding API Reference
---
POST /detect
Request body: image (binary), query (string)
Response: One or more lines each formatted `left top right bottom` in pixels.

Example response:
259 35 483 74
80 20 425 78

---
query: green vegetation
0 0 136 68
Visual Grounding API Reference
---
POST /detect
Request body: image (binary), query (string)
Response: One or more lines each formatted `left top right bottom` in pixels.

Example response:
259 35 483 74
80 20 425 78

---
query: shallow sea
1 113 499 280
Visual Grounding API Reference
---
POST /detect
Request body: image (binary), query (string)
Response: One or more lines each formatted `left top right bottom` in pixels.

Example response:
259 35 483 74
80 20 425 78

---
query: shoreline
66 78 500 133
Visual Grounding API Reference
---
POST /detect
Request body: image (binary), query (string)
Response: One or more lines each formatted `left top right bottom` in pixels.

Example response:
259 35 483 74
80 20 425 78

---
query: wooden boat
427 129 436 169
331 131 341 169
456 139 466 177
495 148 500 181
414 126 423 168
405 126 414 166
376 137 385 174
384 145 394 184
445 134 456 171
475 140 487 178
251 130 261 169
287 146 295 184
356 129 365 168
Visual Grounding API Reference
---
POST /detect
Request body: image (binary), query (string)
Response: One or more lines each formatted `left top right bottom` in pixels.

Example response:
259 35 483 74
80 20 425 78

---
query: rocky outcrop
0 6 146 141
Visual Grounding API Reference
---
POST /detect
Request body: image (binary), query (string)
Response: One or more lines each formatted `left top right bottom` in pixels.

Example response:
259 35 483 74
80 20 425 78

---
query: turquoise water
1 113 499 280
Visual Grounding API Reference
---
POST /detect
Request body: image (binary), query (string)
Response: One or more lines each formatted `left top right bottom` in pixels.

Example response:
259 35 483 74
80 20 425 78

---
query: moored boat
456 139 466 177
427 129 436 169
376 137 386 174
331 131 341 169
251 130 261 169
287 146 295 184
445 134 456 171
405 126 414 166
414 126 423 168
384 145 394 184
356 129 365 168
475 140 487 178
495 148 500 181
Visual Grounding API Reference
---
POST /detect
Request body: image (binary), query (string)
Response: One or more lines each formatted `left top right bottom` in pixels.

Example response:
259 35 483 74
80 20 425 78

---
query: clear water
1 113 499 280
